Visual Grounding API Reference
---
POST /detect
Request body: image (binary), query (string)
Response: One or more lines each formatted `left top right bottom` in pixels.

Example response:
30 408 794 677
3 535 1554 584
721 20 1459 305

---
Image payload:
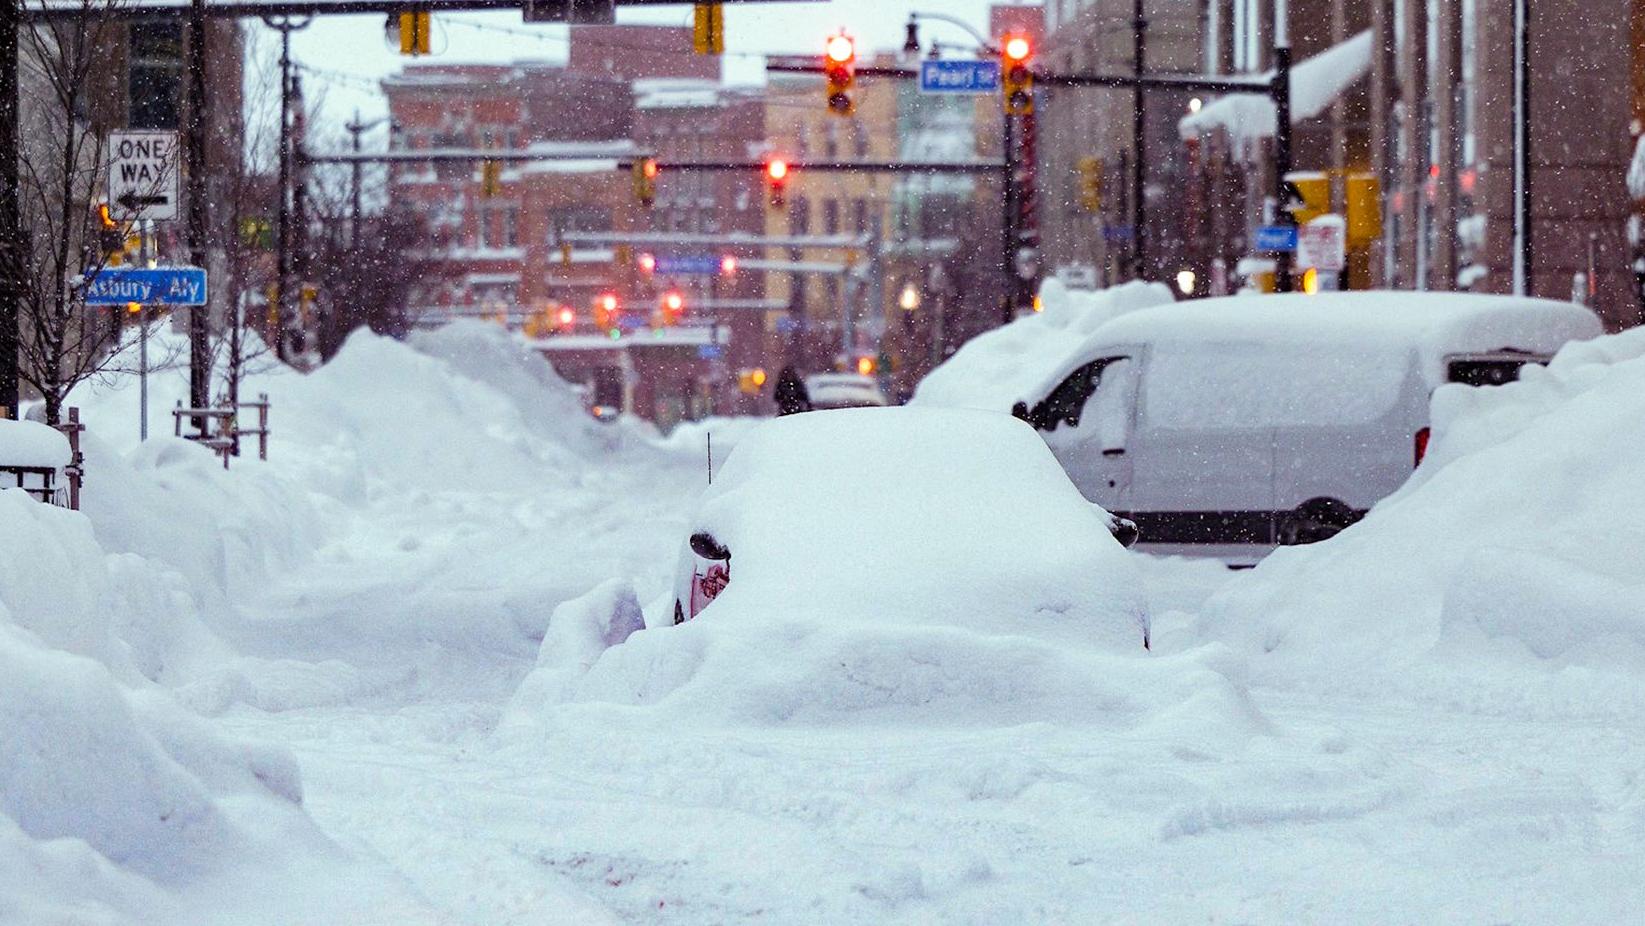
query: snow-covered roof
634 78 723 110
1178 30 1373 144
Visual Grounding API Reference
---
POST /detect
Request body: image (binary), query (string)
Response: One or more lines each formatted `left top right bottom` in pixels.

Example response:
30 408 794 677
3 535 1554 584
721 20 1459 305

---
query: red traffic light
642 158 659 179
663 291 684 313
598 293 619 313
557 307 575 326
766 159 789 181
825 33 855 64
638 252 657 274
720 254 738 276
1003 35 1031 61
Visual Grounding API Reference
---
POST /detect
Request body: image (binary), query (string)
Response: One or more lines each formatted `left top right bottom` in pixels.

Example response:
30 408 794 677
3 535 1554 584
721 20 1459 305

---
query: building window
853 122 868 158
853 199 869 234
822 200 839 235
128 20 183 129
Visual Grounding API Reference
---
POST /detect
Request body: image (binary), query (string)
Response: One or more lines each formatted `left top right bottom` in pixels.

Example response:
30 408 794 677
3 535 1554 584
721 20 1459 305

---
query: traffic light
637 252 656 275
737 368 767 393
823 32 856 116
1345 172 1382 247
479 159 502 197
557 306 576 331
593 292 618 330
1282 171 1329 225
856 355 877 376
692 2 724 55
633 157 658 208
660 290 685 326
1001 33 1034 116
765 158 789 210
397 11 431 56
720 254 737 276
94 200 124 264
1076 156 1102 212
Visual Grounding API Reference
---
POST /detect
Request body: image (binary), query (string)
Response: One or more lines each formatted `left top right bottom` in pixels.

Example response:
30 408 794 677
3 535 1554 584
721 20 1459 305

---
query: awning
1178 30 1373 144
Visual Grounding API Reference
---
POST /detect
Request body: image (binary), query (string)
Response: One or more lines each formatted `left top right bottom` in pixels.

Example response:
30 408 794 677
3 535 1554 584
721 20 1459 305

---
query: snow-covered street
7 322 1645 923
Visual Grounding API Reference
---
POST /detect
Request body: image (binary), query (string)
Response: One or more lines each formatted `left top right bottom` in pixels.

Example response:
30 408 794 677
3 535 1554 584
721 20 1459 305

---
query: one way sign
108 130 179 222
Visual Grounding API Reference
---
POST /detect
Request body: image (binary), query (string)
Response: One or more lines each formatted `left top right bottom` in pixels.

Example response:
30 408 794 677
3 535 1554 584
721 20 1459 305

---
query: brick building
382 26 777 424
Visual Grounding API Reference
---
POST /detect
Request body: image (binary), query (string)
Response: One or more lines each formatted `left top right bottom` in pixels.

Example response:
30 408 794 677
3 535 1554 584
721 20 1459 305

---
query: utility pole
264 15 310 361
1131 0 1147 280
1271 0 1295 293
186 0 210 418
0 0 19 418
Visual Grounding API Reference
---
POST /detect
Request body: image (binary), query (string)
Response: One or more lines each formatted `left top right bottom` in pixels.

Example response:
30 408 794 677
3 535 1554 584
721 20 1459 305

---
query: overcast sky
271 1 1019 145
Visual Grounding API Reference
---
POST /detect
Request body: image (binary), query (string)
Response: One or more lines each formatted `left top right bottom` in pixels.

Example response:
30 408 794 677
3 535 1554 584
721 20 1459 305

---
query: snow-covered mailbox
0 417 75 508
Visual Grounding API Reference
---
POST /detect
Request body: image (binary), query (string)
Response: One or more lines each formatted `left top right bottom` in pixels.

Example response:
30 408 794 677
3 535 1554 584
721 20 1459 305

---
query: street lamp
898 283 921 311
902 11 997 57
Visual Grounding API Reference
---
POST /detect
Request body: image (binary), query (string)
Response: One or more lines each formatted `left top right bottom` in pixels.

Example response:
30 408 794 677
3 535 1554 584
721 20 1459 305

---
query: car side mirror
1108 516 1140 549
689 531 730 560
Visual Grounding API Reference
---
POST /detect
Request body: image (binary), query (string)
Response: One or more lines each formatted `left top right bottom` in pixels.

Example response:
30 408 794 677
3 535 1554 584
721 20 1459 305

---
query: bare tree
10 1 131 424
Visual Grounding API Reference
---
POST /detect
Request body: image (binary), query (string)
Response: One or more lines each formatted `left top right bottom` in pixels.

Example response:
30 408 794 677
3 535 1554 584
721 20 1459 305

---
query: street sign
1102 224 1135 243
108 130 180 222
654 254 723 275
918 59 1001 95
1254 224 1299 253
697 343 724 360
1297 216 1347 271
83 266 207 306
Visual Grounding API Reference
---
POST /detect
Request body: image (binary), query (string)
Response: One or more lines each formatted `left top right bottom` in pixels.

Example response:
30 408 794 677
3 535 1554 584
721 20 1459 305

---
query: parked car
803 373 889 410
1012 291 1602 563
669 406 1149 650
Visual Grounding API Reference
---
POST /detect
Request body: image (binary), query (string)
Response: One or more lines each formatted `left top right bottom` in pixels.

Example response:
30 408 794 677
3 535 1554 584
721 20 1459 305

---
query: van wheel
1278 498 1356 545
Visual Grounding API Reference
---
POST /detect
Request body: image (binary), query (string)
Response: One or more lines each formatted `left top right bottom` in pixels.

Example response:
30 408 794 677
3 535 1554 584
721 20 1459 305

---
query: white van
1012 292 1602 561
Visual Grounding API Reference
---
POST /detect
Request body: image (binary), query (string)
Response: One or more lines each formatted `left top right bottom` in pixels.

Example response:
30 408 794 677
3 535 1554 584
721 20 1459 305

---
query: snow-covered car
669 406 1149 650
803 373 889 410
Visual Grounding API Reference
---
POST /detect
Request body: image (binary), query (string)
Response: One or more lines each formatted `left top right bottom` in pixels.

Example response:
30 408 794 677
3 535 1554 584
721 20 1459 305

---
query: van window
1141 344 1407 429
1447 356 1545 386
1034 356 1135 449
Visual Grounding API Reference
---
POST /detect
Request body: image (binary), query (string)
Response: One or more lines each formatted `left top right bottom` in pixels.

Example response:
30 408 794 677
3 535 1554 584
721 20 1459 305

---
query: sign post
107 130 180 222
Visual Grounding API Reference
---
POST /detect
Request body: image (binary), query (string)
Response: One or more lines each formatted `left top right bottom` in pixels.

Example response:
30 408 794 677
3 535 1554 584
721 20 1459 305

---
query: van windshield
1142 343 1409 429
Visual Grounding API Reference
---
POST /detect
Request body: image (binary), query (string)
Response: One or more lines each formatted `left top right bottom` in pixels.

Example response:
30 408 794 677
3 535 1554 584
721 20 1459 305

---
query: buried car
669 406 1149 650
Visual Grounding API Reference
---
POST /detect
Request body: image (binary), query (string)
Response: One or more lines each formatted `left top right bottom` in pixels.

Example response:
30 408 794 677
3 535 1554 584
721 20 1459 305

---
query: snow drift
911 279 1173 413
1198 327 1645 714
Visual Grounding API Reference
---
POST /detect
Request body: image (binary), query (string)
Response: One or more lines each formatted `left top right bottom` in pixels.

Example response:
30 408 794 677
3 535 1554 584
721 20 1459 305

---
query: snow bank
507 409 1259 747
0 417 70 468
0 493 438 923
912 279 1173 413
1198 327 1645 714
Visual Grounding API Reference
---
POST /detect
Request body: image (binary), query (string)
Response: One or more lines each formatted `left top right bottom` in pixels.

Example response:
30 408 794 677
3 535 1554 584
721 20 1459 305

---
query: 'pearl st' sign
83 267 208 306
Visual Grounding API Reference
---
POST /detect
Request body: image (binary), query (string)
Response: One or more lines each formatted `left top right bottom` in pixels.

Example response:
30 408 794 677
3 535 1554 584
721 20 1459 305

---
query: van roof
1089 291 1600 351
1021 291 1602 405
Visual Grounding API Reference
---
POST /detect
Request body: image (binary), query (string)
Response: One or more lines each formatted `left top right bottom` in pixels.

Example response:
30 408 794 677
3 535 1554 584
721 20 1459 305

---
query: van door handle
1102 448 1126 457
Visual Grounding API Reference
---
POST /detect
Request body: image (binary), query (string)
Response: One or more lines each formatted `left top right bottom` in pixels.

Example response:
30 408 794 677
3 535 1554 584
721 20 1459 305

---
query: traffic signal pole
1271 6 1295 293
186 0 210 418
1130 0 1147 280
1000 110 1016 325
